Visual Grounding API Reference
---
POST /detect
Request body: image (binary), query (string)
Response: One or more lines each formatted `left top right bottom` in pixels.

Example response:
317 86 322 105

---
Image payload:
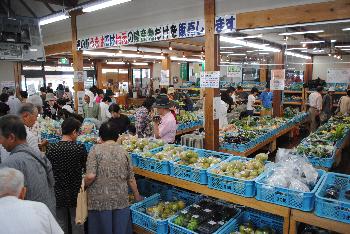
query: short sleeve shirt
247 94 256 111
159 112 177 143
86 142 134 211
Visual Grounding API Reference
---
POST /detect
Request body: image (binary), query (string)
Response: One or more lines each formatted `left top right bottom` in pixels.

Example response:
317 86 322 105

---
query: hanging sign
0 81 16 91
326 68 350 83
27 84 36 96
160 70 170 86
74 71 87 83
270 69 286 90
227 65 242 82
180 63 188 81
77 15 236 50
200 71 220 88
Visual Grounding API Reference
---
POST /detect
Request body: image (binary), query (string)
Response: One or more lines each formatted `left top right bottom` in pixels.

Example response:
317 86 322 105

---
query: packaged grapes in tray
169 198 242 234
169 149 232 185
136 145 197 175
207 153 269 197
315 172 350 223
131 188 201 234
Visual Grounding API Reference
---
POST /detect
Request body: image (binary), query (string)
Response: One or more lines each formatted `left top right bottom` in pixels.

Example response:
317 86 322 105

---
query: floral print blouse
135 106 153 138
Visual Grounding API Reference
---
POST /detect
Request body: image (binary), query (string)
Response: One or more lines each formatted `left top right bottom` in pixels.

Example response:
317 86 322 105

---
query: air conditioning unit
0 15 45 61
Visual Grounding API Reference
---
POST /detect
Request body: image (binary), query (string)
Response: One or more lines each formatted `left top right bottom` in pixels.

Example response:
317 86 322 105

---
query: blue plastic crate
169 149 231 185
255 169 326 211
307 153 335 169
131 153 139 167
137 145 195 175
207 157 267 197
169 200 242 234
131 189 200 234
137 179 170 200
84 142 94 152
47 138 60 144
238 208 284 234
315 172 350 223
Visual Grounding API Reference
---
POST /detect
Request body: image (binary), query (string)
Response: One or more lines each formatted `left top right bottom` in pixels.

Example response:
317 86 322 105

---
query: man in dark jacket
0 115 56 216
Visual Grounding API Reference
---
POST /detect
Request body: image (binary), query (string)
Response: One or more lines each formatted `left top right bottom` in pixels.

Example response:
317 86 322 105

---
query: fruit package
173 199 240 234
175 150 221 169
120 135 165 154
145 200 186 220
141 145 185 161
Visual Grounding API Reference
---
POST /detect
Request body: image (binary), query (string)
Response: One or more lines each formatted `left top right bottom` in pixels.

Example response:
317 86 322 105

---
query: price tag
181 210 188 214
192 215 199 219
203 209 212 213
208 220 217 225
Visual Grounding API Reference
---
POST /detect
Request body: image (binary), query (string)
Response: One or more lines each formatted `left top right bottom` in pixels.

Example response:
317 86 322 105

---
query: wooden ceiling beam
237 0 350 30
170 38 205 47
44 41 72 56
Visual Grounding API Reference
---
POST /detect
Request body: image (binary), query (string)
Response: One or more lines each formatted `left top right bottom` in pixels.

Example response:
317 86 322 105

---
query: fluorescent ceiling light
23 66 42 70
331 40 337 43
228 54 246 56
39 13 69 26
83 67 94 70
259 52 269 55
299 41 325 44
312 50 324 53
143 55 165 60
44 66 74 72
102 69 119 73
285 51 311 60
29 48 38 52
239 19 350 32
107 61 125 65
220 36 280 52
220 51 234 54
132 62 148 66
341 49 350 51
83 0 132 13
170 56 203 62
246 51 254 53
231 34 263 40
119 70 128 74
301 50 308 53
278 30 324 36
335 45 350 48
220 46 243 49
286 48 306 50
342 28 350 31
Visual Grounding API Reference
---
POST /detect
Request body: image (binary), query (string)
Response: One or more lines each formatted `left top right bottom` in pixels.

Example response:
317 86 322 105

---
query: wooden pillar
161 56 171 86
272 51 284 117
96 61 103 89
259 65 267 82
304 58 313 83
204 0 219 151
70 11 84 112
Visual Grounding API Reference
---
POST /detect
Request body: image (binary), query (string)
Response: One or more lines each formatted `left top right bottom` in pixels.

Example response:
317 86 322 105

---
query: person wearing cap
321 87 335 123
83 90 99 119
43 93 58 119
153 95 177 143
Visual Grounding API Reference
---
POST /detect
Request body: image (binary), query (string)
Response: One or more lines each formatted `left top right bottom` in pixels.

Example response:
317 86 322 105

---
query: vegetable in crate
141 145 184 161
176 151 221 169
235 223 276 234
145 200 186 219
210 153 268 180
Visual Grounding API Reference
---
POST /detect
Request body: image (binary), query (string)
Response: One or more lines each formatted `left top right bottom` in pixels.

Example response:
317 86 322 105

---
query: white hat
328 87 335 92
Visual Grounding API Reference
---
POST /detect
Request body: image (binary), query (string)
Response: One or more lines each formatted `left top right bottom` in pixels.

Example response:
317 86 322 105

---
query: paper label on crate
181 210 188 214
203 209 212 213
193 204 200 208
208 220 217 225
192 215 199 219
218 221 224 225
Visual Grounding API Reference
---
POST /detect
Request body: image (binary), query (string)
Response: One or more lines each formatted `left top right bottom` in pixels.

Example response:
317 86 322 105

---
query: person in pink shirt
95 89 104 104
153 95 177 143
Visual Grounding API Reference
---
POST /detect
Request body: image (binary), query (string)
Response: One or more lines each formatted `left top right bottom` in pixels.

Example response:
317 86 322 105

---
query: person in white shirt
219 98 229 129
308 86 323 132
246 87 259 117
98 96 112 123
0 167 63 234
0 103 41 161
7 89 21 115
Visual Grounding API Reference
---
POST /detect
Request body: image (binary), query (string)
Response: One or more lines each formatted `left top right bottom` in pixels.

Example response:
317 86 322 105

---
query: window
132 68 150 97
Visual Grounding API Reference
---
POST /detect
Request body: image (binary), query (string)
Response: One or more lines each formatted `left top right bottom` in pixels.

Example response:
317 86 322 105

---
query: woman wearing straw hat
153 95 177 144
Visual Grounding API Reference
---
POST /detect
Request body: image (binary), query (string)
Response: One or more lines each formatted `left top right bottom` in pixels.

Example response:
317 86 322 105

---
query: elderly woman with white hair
83 90 99 119
0 167 63 233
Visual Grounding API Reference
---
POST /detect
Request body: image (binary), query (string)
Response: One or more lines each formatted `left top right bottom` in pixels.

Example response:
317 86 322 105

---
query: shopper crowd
0 84 180 234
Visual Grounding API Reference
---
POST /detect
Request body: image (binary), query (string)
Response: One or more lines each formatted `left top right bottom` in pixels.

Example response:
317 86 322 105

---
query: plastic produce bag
289 178 310 192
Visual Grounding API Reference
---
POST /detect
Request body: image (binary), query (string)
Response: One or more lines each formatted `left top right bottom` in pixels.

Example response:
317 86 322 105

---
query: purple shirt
158 111 177 143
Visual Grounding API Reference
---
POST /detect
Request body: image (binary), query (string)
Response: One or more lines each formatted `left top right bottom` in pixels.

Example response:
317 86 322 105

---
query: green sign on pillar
58 57 69 65
180 62 188 81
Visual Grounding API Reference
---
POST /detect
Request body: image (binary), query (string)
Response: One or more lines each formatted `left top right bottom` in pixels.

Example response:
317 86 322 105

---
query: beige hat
168 87 175 94
45 93 56 101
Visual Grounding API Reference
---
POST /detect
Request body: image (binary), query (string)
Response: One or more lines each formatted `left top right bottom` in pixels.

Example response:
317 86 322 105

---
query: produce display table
220 124 300 157
133 168 291 234
289 209 350 234
176 125 203 136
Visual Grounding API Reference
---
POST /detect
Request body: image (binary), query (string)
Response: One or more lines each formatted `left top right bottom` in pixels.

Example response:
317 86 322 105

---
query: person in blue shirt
260 86 273 115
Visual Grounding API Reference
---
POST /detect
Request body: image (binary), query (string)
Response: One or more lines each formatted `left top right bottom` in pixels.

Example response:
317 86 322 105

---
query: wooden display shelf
175 87 200 91
176 126 202 136
133 167 291 234
289 209 350 234
306 91 346 95
220 124 299 157
283 102 303 105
